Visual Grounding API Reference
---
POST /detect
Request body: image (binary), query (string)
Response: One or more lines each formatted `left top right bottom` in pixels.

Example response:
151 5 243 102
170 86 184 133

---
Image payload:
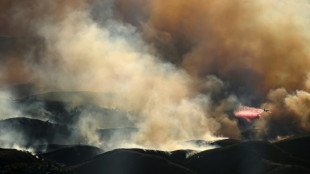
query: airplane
263 108 271 113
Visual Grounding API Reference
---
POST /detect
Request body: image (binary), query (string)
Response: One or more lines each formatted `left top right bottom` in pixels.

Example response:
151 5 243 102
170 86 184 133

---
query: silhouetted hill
274 134 310 161
169 150 196 164
0 148 70 173
65 138 310 174
68 149 197 174
1 135 310 174
41 145 103 166
185 141 310 174
211 138 242 147
0 148 38 166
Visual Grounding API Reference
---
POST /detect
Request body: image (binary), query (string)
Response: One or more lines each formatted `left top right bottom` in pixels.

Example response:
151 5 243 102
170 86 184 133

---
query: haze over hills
0 117 74 147
1 134 310 174
0 89 309 173
2 0 310 173
0 116 138 152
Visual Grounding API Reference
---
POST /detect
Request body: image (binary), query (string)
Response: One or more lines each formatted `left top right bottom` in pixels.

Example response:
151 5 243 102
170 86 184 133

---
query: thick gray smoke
0 0 310 151
0 0 237 151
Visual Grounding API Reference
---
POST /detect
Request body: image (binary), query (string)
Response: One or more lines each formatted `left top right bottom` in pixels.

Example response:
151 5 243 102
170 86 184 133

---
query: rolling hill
0 134 309 174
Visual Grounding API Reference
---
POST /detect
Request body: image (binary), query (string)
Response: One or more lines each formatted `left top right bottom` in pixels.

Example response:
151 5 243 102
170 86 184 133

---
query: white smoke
21 4 229 151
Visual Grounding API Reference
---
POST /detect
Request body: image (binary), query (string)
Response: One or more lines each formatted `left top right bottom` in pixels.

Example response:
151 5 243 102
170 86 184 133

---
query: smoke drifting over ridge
0 0 310 149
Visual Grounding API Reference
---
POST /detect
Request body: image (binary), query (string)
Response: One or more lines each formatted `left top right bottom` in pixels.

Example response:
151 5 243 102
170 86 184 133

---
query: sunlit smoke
0 0 310 150
255 88 310 139
0 1 229 150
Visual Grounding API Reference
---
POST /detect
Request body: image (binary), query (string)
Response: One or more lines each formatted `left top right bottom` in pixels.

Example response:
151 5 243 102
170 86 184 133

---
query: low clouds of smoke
255 88 310 139
0 90 22 120
37 9 234 150
115 0 310 139
0 0 239 151
1 0 310 151
135 0 310 93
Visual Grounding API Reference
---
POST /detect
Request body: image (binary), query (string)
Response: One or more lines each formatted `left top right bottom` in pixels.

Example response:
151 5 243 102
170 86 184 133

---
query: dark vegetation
0 148 71 174
41 145 103 166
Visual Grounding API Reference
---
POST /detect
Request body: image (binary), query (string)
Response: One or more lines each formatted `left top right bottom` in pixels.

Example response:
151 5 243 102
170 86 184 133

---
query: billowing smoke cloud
127 0 310 92
0 0 310 151
0 0 235 151
39 10 234 149
255 88 310 139
114 0 310 138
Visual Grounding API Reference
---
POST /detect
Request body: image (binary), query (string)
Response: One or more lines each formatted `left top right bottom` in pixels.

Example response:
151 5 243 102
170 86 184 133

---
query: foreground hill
274 134 310 161
63 135 310 174
0 148 70 174
68 135 310 174
68 149 196 174
186 141 310 174
41 145 104 166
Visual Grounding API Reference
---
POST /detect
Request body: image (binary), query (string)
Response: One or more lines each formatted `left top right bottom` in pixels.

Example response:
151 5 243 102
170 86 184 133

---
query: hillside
0 134 310 174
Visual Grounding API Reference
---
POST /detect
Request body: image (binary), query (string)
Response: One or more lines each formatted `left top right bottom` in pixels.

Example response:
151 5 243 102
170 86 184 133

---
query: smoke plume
255 88 310 139
0 0 310 150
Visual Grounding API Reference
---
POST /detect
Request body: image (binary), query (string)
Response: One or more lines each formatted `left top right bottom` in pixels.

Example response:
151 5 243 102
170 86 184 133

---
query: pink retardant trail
234 105 264 122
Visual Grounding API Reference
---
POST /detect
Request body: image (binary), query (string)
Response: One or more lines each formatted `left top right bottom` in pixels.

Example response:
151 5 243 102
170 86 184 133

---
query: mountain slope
68 149 197 174
41 145 103 166
0 148 70 173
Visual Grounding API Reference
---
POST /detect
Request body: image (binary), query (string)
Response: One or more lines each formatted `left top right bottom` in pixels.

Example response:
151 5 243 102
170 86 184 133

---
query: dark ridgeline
0 134 309 174
40 145 103 166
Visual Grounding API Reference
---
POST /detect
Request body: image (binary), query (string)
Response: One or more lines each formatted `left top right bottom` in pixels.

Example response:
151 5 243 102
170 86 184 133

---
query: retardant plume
234 105 264 123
